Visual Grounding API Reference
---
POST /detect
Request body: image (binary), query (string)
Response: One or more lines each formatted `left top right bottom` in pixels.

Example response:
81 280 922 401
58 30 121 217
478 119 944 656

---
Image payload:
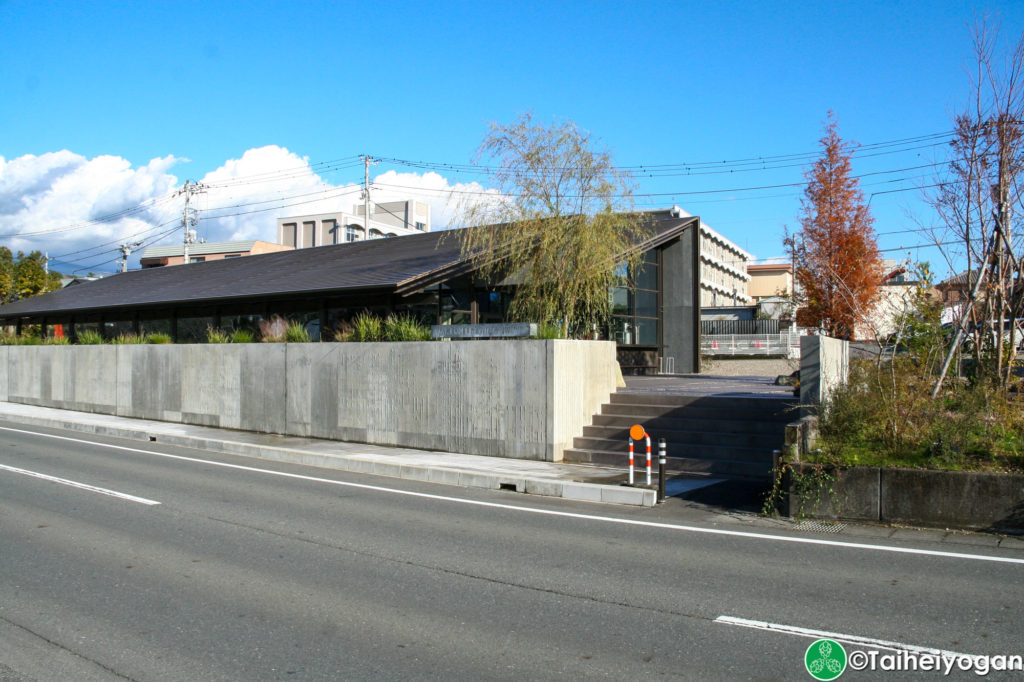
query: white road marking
1 424 1022 566
714 615 969 658
0 462 161 506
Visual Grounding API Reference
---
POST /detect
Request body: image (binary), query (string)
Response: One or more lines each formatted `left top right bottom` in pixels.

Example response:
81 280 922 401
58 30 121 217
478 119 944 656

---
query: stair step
563 448 773 480
569 440 776 463
574 432 782 452
598 403 796 421
610 393 796 411
590 415 788 434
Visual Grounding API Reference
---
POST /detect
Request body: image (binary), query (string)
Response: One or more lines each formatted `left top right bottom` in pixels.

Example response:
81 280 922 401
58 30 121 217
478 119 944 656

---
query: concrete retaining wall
783 463 1024 533
0 340 618 462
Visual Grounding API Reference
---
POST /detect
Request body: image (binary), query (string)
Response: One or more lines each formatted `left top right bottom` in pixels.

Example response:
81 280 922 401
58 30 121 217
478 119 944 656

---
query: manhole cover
793 520 846 534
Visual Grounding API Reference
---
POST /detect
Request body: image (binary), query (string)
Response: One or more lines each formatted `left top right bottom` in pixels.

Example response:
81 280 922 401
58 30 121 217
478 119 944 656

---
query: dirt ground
701 357 799 377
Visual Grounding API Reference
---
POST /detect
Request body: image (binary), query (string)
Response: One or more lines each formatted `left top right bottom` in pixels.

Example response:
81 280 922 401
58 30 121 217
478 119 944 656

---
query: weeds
284 321 311 343
76 330 105 345
205 327 231 344
229 329 255 343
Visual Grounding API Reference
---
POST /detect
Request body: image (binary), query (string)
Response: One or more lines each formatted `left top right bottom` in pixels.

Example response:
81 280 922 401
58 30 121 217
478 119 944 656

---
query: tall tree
14 251 48 300
927 20 1024 390
788 113 882 339
0 247 14 304
457 113 646 337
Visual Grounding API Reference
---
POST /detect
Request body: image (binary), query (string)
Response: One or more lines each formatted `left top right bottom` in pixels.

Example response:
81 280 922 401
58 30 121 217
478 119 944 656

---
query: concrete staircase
563 392 798 480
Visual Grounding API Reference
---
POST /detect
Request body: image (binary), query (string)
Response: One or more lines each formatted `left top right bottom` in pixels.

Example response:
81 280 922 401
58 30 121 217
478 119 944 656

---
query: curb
0 410 656 507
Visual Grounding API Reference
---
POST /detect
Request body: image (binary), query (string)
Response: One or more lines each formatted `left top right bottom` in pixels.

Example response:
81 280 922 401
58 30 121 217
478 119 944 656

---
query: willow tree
788 113 882 340
457 113 647 337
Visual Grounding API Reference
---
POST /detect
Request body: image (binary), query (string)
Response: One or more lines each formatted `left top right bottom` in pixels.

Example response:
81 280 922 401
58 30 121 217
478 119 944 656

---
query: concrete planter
0 340 618 462
780 462 1024 533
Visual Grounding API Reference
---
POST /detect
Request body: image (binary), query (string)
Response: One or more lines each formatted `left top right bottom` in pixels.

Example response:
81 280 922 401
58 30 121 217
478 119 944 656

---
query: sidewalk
0 402 660 506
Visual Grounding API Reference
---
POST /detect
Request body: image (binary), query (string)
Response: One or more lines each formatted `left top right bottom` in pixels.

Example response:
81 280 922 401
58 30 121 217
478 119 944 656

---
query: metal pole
645 433 652 486
628 437 635 485
658 438 667 503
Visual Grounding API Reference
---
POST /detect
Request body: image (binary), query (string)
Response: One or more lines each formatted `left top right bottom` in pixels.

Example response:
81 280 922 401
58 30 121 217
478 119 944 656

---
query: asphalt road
1 421 1022 680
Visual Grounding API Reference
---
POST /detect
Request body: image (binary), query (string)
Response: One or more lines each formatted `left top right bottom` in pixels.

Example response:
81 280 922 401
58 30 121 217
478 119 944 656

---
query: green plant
229 329 255 343
284 321 311 343
383 313 431 341
113 333 149 344
205 326 230 344
147 332 173 344
76 330 105 345
762 460 837 520
43 336 71 345
12 334 42 345
536 322 562 340
350 312 383 342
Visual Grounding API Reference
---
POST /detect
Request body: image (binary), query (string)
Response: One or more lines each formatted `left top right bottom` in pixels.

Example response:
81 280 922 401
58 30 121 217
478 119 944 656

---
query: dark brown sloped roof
0 215 696 319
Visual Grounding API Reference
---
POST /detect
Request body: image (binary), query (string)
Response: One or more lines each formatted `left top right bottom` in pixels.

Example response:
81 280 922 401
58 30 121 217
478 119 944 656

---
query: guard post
657 438 667 503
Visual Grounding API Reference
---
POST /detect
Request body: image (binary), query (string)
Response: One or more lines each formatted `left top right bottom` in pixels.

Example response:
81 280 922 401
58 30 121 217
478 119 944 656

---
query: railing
701 332 802 357
701 319 782 335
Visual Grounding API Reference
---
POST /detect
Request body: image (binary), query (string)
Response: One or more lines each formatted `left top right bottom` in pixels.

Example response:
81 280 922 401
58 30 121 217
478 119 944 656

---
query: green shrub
537 322 562 340
113 333 148 344
147 332 173 344
76 330 105 345
229 329 255 343
205 327 230 344
350 312 383 342
383 313 431 341
43 336 71 345
13 335 42 345
284 321 311 343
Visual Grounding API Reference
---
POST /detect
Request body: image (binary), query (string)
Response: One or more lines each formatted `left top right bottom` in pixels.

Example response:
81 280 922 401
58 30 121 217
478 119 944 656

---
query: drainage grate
793 520 847 534
499 483 518 492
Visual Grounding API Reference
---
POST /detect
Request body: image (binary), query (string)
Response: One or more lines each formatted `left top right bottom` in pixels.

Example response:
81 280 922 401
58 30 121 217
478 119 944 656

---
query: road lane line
1 424 1022 565
714 615 969 658
0 463 161 506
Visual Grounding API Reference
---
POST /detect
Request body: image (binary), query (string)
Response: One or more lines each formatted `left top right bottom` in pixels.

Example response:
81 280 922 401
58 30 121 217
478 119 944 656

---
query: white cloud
0 146 502 273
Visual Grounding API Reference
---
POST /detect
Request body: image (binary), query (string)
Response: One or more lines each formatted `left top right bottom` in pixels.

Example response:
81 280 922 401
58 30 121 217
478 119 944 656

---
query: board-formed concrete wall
0 340 617 461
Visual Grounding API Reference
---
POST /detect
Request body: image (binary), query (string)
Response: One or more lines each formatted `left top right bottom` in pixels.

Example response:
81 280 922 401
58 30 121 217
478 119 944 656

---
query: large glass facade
609 250 659 347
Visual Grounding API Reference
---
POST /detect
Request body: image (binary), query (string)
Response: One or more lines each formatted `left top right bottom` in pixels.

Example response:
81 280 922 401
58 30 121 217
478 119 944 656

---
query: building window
190 257 205 263
609 250 659 346
415 221 426 231
224 254 241 259
345 225 363 242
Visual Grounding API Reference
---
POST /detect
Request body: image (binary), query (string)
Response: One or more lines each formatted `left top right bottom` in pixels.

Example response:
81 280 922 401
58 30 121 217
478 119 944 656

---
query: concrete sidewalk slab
0 401 657 507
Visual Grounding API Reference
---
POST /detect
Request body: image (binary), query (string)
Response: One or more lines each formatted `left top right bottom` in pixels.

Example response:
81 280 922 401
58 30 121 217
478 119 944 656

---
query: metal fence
701 332 802 357
701 319 782 335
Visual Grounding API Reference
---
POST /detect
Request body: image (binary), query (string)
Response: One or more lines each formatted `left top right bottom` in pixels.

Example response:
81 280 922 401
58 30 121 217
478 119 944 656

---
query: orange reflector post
629 424 645 441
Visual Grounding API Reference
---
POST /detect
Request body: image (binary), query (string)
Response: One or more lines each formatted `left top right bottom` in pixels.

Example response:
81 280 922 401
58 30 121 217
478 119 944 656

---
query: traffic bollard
658 438 667 503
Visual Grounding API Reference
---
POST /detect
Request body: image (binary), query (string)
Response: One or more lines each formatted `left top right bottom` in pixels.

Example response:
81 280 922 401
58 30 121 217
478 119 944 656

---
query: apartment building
277 200 431 248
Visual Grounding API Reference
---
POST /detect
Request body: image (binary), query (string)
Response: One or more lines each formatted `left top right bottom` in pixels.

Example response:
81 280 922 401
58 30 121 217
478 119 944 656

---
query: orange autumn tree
787 113 882 339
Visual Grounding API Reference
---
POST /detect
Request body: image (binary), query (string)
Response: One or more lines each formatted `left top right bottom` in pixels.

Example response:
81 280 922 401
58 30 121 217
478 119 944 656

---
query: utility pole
362 155 377 240
118 241 143 273
177 180 207 264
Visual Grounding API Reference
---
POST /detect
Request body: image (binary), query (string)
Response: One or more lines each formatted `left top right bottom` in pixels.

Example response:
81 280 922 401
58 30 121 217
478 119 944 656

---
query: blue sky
3 0 1023 275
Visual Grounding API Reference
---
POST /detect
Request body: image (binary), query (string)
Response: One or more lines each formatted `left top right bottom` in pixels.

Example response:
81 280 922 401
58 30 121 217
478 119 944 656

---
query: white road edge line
714 615 969 658
0 462 161 506
1 424 1022 566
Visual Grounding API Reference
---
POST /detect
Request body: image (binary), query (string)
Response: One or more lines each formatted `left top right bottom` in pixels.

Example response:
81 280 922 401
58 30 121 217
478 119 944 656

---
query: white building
277 199 431 248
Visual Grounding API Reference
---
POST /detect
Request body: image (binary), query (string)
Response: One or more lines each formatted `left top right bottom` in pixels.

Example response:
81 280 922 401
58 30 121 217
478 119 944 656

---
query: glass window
635 290 658 318
635 262 657 291
611 287 629 315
